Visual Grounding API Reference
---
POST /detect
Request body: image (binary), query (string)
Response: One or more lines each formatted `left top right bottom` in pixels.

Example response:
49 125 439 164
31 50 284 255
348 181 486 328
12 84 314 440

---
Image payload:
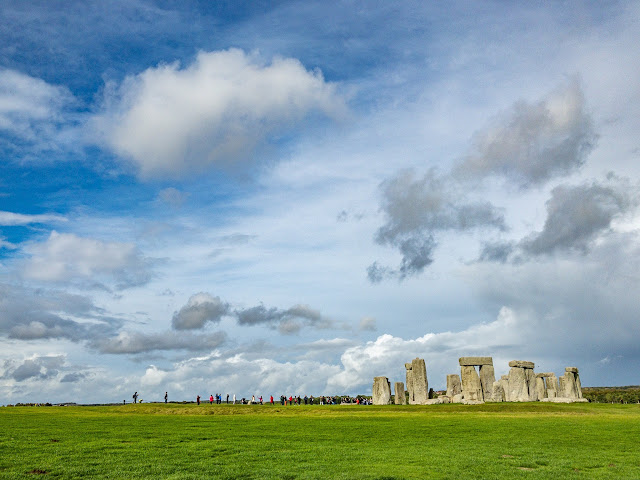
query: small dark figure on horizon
164 392 168 403
133 392 138 403
226 394 229 404
197 395 201 405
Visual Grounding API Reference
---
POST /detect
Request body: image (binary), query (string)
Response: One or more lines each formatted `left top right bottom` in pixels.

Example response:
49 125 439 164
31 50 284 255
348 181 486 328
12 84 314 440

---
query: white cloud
0 69 72 139
0 211 67 226
20 231 155 290
92 48 345 178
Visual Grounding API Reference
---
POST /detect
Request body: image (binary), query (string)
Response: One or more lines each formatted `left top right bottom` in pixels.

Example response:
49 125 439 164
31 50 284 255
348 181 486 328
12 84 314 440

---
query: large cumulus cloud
92 49 345 178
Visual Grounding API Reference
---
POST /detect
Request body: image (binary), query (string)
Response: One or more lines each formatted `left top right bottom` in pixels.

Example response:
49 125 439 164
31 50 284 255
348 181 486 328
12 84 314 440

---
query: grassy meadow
1 402 639 479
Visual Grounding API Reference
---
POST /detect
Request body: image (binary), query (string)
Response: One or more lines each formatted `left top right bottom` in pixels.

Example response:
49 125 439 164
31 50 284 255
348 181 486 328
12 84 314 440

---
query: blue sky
1 0 640 404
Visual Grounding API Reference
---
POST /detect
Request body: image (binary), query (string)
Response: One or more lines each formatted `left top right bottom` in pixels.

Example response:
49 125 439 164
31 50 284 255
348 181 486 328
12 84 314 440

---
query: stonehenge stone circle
394 382 406 405
373 356 585 406
372 377 392 405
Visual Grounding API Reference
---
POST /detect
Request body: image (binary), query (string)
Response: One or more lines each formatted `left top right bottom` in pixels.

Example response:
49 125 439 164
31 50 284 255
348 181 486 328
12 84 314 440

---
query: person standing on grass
197 395 200 405
270 395 274 405
133 392 138 404
209 394 213 405
164 392 168 403
226 394 229 404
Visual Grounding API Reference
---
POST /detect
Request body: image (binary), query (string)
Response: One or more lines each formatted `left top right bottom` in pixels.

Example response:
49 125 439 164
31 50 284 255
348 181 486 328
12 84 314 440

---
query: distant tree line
582 386 640 404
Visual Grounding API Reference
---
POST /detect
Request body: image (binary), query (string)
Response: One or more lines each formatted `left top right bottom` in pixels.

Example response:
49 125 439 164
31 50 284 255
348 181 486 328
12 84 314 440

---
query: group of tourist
133 392 372 405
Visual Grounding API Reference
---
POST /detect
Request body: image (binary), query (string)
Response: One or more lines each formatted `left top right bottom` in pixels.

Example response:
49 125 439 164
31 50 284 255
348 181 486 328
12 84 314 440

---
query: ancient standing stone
562 367 581 399
372 377 391 405
535 376 546 400
446 374 462 398
546 374 559 398
491 380 505 402
526 368 538 401
479 364 496 401
507 366 529 402
405 363 414 404
409 358 428 404
460 366 483 401
394 382 406 405
499 377 510 401
557 375 567 397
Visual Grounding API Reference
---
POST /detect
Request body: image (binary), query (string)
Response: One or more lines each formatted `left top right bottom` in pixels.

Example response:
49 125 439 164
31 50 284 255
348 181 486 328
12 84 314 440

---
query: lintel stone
508 360 535 369
536 372 554 378
459 356 493 366
565 367 579 373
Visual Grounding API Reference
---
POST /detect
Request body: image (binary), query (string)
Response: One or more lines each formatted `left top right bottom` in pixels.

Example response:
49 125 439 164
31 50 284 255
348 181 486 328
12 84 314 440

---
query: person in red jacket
209 395 214 405
270 395 274 404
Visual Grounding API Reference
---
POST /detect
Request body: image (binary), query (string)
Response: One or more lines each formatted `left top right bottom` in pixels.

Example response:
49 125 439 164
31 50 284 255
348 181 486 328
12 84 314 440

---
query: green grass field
1 402 639 479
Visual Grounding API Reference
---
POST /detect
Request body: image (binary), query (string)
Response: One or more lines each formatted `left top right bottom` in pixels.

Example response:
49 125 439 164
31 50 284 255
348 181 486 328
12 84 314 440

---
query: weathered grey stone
561 369 581 399
424 397 450 405
526 368 538 401
459 356 493 366
507 366 529 402
536 372 554 378
394 382 406 405
508 360 535 369
557 375 567 397
545 374 559 398
499 378 510 401
490 381 505 402
408 358 428 404
461 365 483 401
575 372 583 399
479 364 496 401
372 377 391 405
535 376 547 400
405 363 414 404
446 374 462 398
452 393 463 403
